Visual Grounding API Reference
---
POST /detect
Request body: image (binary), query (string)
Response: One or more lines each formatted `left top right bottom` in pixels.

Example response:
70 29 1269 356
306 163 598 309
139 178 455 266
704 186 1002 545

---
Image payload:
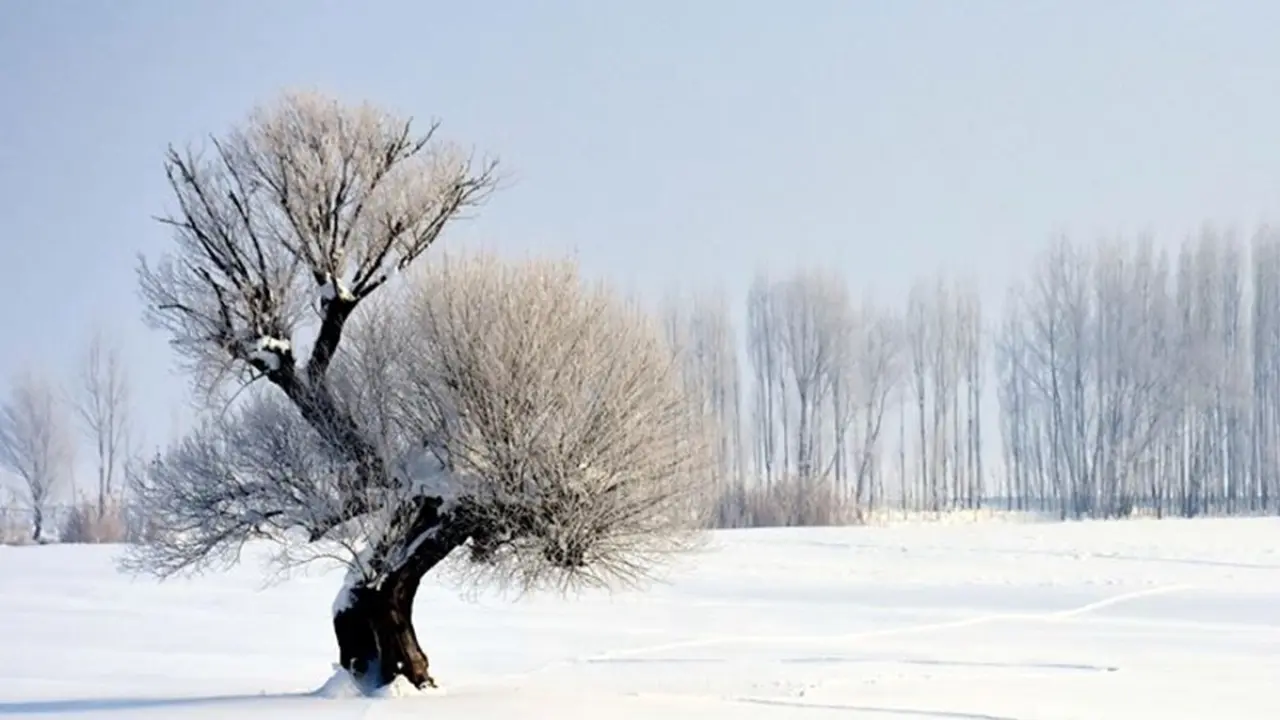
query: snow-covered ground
2 516 1280 719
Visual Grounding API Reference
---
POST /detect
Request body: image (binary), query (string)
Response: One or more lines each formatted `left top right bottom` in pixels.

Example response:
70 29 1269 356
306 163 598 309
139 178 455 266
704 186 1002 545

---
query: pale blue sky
4 0 1280 467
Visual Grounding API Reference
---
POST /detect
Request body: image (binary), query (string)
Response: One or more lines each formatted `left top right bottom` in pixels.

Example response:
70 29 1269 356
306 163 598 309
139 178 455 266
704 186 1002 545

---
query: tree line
7 229 1279 538
668 228 1280 525
10 229 1280 539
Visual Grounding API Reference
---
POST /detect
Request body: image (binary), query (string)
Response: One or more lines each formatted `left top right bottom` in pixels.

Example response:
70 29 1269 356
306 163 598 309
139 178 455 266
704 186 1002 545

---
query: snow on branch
138 90 499 396
247 336 292 372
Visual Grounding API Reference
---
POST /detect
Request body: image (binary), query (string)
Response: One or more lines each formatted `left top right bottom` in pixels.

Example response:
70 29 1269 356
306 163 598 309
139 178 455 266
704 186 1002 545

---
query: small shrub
60 495 130 544
715 477 865 528
0 508 30 545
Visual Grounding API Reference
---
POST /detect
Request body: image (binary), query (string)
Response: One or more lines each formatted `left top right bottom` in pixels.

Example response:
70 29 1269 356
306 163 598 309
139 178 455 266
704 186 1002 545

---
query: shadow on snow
0 692 323 716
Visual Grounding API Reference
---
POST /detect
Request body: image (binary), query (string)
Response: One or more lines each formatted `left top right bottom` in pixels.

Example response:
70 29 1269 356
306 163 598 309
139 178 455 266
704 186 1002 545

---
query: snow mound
312 668 365 699
313 666 447 699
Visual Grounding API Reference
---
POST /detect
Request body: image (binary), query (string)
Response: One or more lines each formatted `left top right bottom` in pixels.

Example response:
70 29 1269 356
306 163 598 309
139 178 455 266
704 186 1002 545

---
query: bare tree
744 271 843 524
663 288 744 525
736 269 909 525
905 284 934 509
841 304 904 510
1250 228 1280 511
0 372 76 541
993 233 1201 518
901 278 981 511
74 331 132 517
747 275 786 489
126 92 713 693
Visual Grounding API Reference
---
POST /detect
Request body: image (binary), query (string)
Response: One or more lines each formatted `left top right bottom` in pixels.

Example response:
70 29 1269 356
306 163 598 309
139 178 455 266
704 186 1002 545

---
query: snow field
2 516 1279 718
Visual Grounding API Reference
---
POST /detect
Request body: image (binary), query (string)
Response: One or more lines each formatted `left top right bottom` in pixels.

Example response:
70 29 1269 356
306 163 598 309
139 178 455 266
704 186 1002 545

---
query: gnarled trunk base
330 499 470 693
333 581 434 692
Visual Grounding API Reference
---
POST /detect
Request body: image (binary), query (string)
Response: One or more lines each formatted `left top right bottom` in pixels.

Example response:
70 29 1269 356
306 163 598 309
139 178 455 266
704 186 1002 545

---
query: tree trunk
333 572 433 691
31 507 43 543
329 499 472 693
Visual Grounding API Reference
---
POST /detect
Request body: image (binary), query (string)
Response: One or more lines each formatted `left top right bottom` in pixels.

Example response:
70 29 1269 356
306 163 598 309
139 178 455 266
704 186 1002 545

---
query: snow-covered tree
126 92 715 692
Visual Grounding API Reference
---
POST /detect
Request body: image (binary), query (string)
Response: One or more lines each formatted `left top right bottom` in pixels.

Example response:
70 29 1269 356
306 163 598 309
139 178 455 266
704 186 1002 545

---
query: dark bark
334 577 433 690
307 296 357 384
250 349 385 542
332 504 473 692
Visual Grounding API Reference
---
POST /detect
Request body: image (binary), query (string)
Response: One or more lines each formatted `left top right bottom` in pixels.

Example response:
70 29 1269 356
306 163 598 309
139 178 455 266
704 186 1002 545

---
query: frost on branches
125 91 717 695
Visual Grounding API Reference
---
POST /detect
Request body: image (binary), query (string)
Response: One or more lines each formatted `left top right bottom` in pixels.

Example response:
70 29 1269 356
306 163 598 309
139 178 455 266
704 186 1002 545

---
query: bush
714 477 865 528
0 508 29 545
59 495 130 544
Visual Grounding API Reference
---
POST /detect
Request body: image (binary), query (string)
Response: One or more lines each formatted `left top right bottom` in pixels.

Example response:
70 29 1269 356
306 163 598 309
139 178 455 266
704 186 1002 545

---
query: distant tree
1250 229 1280 511
0 371 76 541
737 269 908 525
994 234 1193 518
898 276 985 512
747 275 786 489
839 302 904 510
74 331 132 517
125 92 714 693
663 288 744 525
746 270 844 523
